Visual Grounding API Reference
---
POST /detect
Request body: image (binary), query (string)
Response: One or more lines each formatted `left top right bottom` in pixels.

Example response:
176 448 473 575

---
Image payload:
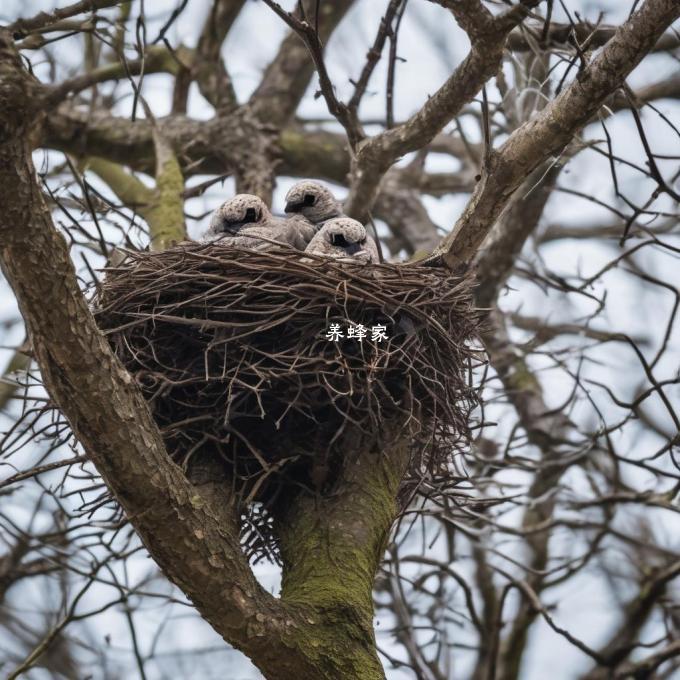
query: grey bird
284 180 343 226
304 218 379 264
202 194 312 251
279 213 317 249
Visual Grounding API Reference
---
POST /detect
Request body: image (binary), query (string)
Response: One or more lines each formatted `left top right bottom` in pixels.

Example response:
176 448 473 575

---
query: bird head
308 218 378 263
284 181 342 224
208 194 270 237
330 231 364 255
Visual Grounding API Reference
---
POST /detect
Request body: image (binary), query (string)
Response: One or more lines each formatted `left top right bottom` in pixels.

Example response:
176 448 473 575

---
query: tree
0 1 679 678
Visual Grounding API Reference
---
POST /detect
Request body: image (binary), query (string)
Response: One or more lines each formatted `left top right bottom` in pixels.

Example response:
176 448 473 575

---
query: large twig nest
93 242 480 559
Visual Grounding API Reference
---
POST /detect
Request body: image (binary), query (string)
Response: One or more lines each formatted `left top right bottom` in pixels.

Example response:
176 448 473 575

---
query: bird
280 212 318 250
284 180 343 227
202 194 314 251
303 218 379 264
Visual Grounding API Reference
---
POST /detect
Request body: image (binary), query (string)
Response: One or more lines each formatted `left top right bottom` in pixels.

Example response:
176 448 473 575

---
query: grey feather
284 180 343 226
202 194 311 251
304 218 379 264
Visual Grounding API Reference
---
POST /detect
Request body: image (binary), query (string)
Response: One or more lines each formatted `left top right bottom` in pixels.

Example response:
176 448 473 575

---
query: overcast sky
1 2 679 678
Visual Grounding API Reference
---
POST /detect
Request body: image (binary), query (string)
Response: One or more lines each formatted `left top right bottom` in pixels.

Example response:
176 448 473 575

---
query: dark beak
285 201 303 214
345 242 362 255
222 220 244 234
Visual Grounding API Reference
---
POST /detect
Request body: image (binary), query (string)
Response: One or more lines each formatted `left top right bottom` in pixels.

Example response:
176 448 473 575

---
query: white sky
0 1 679 679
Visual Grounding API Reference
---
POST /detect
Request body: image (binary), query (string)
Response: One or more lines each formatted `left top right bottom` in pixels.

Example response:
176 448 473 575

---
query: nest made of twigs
93 242 479 560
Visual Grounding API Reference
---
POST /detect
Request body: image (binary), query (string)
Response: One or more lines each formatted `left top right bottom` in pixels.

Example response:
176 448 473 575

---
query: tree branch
147 127 187 248
251 1 356 128
506 20 680 53
46 44 188 105
582 560 680 676
435 0 680 268
85 135 186 250
0 28 303 678
192 0 246 111
6 0 127 38
343 0 542 220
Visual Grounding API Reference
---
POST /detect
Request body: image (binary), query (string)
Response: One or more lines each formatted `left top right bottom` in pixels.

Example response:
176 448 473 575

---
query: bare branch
506 20 680 53
436 0 680 267
6 0 127 37
343 1 542 220
192 0 246 111
251 1 356 128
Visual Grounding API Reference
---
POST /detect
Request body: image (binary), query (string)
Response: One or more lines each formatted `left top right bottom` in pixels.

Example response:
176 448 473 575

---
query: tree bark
437 0 680 267
0 30 413 677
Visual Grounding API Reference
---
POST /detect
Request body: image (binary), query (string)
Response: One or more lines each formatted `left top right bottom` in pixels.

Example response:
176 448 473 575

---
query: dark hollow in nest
93 243 479 559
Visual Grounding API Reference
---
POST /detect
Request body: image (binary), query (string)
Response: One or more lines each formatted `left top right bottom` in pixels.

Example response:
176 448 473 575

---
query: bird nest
93 242 480 559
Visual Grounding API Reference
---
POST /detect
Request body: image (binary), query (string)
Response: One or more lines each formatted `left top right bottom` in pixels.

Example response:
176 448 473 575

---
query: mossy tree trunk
3 0 679 674
276 435 411 679
0 29 412 678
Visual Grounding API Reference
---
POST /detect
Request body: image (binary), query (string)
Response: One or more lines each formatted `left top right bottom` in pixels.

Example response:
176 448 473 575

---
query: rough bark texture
0 28 410 680
276 433 411 679
437 0 680 267
344 0 542 221
2 0 679 675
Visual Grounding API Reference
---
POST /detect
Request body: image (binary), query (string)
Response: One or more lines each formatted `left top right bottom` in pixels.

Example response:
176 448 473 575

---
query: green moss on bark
146 156 186 250
273 433 411 680
87 152 186 251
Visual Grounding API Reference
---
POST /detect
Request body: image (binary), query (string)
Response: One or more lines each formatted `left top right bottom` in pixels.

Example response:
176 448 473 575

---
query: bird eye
244 207 258 222
331 234 352 248
303 193 316 206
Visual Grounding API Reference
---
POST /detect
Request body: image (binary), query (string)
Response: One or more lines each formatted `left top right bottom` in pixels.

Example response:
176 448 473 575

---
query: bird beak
222 220 244 233
285 201 303 214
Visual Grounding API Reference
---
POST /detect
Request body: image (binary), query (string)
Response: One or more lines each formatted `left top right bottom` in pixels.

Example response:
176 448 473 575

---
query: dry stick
261 0 362 147
7 0 128 36
349 0 403 113
0 456 87 490
45 44 184 105
385 0 407 130
506 19 680 52
342 0 542 221
8 573 99 679
623 86 680 203
610 641 680 679
436 0 680 269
